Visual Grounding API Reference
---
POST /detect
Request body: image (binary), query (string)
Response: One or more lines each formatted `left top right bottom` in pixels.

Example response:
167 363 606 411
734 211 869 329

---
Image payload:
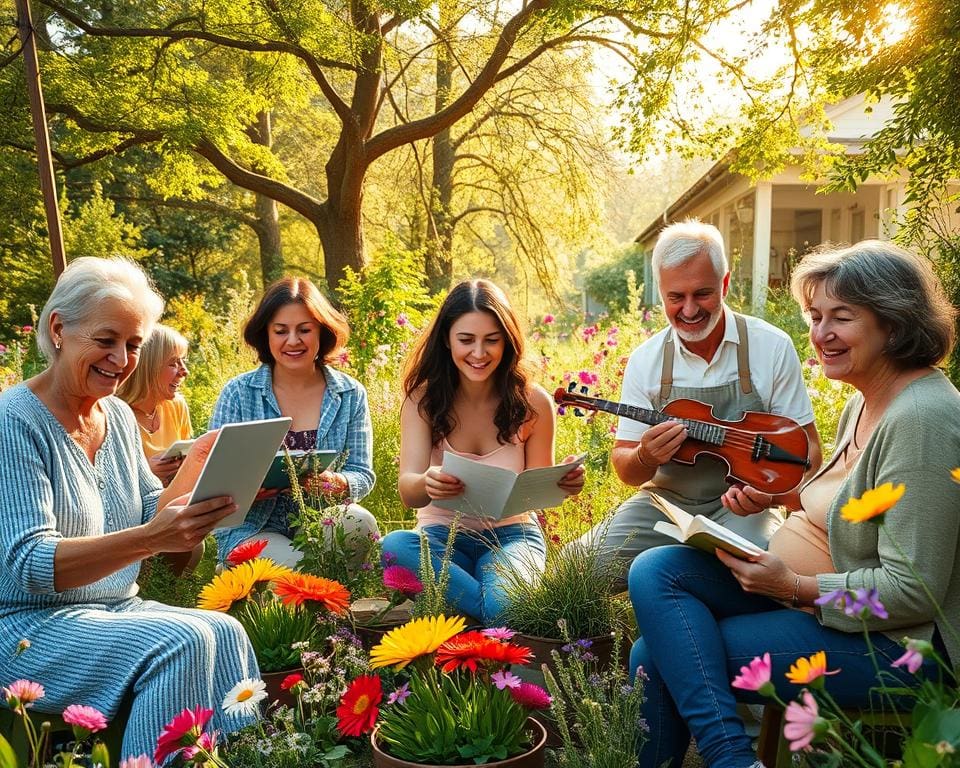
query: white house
634 94 957 312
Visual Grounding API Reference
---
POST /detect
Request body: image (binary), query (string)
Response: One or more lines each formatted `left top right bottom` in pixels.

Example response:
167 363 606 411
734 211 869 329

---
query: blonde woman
118 324 193 485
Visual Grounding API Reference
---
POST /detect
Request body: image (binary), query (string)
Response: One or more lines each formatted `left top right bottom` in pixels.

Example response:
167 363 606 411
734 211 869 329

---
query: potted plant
495 542 630 676
197 541 351 706
333 615 551 767
350 564 422 648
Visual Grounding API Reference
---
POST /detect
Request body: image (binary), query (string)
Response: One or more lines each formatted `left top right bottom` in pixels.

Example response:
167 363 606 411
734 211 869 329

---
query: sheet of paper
433 451 585 520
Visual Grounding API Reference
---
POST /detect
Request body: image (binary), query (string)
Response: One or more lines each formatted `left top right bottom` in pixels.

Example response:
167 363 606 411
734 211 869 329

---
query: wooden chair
757 704 907 767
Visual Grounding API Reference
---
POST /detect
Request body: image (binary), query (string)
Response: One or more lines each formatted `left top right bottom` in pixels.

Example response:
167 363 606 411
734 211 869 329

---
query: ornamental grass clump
344 615 551 765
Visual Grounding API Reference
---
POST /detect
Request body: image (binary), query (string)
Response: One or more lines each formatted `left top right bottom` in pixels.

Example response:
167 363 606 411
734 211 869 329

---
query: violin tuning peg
567 382 577 392
573 408 585 417
579 386 589 395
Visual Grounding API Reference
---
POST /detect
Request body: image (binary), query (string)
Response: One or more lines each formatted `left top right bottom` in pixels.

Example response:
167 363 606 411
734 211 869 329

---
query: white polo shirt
616 305 815 442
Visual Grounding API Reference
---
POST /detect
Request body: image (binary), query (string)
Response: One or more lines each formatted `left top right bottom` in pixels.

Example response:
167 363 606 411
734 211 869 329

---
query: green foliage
543 628 647 768
376 666 532 765
583 246 648 314
234 599 320 672
336 241 437 378
411 524 456 620
136 540 218 608
62 184 149 261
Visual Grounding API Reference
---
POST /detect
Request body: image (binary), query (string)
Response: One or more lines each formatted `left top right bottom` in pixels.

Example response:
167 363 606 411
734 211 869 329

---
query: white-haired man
577 220 822 588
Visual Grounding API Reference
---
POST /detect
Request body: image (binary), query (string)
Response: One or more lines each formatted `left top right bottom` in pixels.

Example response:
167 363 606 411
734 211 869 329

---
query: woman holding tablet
210 277 378 567
118 324 193 485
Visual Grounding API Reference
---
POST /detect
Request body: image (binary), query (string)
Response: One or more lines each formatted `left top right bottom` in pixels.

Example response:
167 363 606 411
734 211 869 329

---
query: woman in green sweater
628 240 960 768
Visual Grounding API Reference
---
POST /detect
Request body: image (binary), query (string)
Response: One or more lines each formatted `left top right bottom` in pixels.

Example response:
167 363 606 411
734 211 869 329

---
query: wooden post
16 0 66 277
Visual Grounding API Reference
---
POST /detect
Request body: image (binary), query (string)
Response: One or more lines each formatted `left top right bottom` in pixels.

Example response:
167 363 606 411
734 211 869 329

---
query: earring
55 338 61 350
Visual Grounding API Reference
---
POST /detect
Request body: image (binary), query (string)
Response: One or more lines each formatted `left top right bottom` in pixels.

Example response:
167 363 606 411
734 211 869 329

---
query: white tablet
186 417 292 528
160 438 196 459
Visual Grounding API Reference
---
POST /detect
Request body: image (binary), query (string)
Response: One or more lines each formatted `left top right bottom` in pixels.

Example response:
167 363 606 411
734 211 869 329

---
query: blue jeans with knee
628 545 934 768
380 523 546 624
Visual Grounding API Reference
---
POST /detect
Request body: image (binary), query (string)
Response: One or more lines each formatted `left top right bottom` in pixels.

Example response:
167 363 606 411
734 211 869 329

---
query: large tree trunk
425 1 456 293
317 196 364 292
249 111 283 285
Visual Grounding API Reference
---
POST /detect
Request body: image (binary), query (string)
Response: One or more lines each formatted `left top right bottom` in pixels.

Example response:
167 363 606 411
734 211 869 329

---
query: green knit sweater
817 370 960 669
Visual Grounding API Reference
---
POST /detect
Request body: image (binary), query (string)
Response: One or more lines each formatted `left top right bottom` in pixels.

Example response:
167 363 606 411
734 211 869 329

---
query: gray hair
37 257 164 362
652 219 728 278
791 240 956 369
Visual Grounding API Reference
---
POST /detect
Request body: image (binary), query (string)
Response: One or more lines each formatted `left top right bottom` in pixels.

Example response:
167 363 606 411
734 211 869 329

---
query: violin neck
582 397 724 446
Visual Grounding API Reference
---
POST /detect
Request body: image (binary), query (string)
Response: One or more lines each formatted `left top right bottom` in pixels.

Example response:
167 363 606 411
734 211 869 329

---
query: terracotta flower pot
260 667 303 709
370 718 547 768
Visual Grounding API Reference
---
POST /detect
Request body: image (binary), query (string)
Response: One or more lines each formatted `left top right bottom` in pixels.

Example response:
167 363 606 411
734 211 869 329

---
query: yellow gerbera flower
840 482 905 523
950 468 960 484
196 557 292 611
197 567 258 612
786 651 840 686
369 615 466 670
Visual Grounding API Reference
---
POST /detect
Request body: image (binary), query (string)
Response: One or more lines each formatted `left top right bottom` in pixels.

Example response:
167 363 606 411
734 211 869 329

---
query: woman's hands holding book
716 549 797 604
423 466 464 500
557 455 585 497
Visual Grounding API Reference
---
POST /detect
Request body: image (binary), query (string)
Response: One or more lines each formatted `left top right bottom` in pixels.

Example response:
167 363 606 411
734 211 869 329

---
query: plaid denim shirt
209 364 375 556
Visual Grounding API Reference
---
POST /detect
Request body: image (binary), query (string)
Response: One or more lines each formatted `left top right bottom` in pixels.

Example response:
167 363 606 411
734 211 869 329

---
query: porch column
751 181 773 315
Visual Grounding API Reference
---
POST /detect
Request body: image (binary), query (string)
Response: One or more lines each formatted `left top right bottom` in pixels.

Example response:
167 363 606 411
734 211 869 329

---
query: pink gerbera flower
731 653 774 696
181 730 218 761
119 756 154 768
783 690 826 751
382 565 423 598
510 682 552 710
62 704 108 737
3 680 44 709
154 706 213 765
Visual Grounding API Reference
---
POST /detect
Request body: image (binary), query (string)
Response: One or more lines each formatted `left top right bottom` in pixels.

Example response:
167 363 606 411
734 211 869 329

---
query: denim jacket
209 364 375 557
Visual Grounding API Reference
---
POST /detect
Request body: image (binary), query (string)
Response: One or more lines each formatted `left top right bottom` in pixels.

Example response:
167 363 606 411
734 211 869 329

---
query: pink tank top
416 437 535 530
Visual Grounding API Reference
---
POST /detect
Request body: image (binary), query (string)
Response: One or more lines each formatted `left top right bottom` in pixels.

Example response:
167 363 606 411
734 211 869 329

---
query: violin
554 386 810 495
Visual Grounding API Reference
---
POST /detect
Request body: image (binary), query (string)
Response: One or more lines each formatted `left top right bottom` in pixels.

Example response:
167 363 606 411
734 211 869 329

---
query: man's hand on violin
721 482 774 516
637 421 687 468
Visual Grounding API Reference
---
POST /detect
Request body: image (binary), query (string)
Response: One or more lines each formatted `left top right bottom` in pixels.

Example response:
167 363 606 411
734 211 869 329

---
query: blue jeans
380 523 546 624
628 546 934 768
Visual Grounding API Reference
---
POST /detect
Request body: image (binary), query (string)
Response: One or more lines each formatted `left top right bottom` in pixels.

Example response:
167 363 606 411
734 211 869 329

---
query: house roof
634 94 895 247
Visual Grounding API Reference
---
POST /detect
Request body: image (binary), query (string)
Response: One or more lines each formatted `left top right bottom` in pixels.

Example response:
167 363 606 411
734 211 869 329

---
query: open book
433 451 586 521
650 492 764 560
262 449 339 490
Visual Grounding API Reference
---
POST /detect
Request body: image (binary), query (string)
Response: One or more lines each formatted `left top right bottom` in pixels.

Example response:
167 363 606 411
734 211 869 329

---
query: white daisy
222 678 268 716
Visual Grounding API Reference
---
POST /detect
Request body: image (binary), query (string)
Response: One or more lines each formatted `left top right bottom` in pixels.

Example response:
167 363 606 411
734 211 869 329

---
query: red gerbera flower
226 539 269 566
273 573 351 614
382 565 423 598
435 631 533 673
336 675 382 737
154 706 213 765
510 682 552 710
280 673 305 692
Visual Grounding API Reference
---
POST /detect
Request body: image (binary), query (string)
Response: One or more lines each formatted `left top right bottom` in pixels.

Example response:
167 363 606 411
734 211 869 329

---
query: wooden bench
757 704 907 767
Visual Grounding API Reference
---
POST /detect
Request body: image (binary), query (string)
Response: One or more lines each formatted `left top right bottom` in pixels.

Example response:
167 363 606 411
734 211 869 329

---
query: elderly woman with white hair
0 257 259 761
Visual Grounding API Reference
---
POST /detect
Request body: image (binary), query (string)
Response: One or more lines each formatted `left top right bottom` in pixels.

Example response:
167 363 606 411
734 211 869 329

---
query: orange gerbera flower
840 483 905 523
273 573 350 614
336 675 382 737
435 631 533 673
786 651 840 686
196 557 293 612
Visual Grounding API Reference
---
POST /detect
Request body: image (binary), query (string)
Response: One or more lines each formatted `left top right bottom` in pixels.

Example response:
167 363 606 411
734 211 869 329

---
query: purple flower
322 517 335 526
814 588 852 610
387 682 410 705
360 562 373 571
482 627 516 640
491 670 522 690
892 638 933 674
576 639 594 649
382 552 398 565
396 313 409 327
543 314 555 324
848 588 888 619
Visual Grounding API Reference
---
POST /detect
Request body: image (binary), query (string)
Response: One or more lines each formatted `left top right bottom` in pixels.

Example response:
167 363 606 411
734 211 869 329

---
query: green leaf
0 733 18 768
